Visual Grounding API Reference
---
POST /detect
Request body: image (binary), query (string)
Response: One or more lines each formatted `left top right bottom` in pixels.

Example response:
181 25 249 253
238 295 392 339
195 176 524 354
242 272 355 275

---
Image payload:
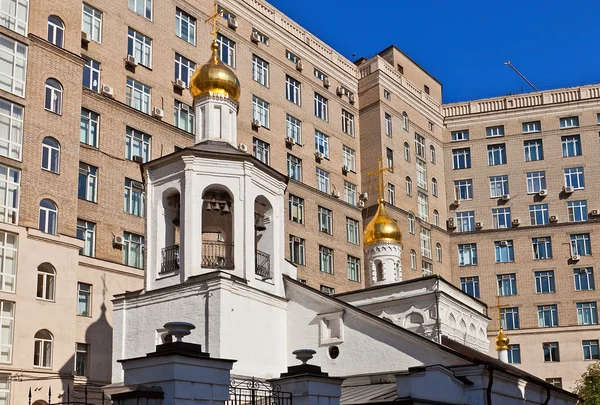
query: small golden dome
189 40 241 101
495 328 510 351
364 199 402 247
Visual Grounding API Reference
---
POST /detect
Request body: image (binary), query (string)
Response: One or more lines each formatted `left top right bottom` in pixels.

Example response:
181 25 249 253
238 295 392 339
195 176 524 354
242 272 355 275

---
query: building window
175 8 195 45
545 378 562 388
417 192 428 222
433 210 439 226
33 330 53 368
342 110 354 137
287 154 302 181
217 33 235 67
0 98 23 160
487 144 506 165
126 77 151 114
252 138 270 165
571 233 592 256
0 165 19 225
0 34 25 98
495 240 514 263
527 171 546 193
577 302 598 325
125 127 150 162
403 142 410 161
314 130 329 158
44 79 62 115
454 179 473 201
543 342 560 362
344 181 357 206
251 55 269 87
458 243 477 266
82 3 101 43
460 277 479 298
76 219 95 257
402 112 409 131
124 178 145 217
486 125 504 137
451 130 469 141
74 343 89 376
574 268 595 291
560 116 579 129
286 115 301 144
435 243 442 261
127 27 152 67
314 93 328 121
347 256 360 282
386 148 394 170
538 305 558 328
410 250 416 270
532 237 552 260
452 148 471 169
508 344 521 364
562 135 582 157
583 340 599 360
41 137 60 174
346 218 359 245
129 0 151 18
82 58 100 92
342 146 356 172
500 307 520 330
430 145 436 164
123 232 144 269
78 163 97 202
420 228 431 258
397 64 404 74
316 168 330 193
387 183 395 205
251 95 269 128
0 232 16 293
319 246 333 274
524 139 544 161
288 195 304 224
529 204 549 225
415 134 426 158
384 113 392 137
0 301 13 362
252 28 269 44
497 273 517 296
314 68 327 81
80 109 99 147
489 175 509 198
1 0 28 35
416 159 427 189
77 282 91 317
285 50 299 63
522 121 541 133
456 211 475 233
174 54 195 88
318 206 333 234
174 100 194 133
38 199 57 234
422 261 433 276
383 89 391 100
568 200 588 222
285 75 300 105
289 236 305 265
36 263 55 301
423 85 430 94
564 167 585 189
320 285 334 295
47 16 64 47
492 208 511 229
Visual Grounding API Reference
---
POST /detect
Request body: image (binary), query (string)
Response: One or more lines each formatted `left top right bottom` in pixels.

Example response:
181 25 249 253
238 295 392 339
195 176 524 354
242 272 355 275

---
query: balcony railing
202 240 234 269
255 249 271 279
161 244 180 273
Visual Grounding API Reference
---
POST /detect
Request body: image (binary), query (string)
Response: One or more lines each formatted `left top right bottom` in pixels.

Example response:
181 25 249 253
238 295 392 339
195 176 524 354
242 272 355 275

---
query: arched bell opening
201 186 234 269
254 195 273 279
160 188 181 273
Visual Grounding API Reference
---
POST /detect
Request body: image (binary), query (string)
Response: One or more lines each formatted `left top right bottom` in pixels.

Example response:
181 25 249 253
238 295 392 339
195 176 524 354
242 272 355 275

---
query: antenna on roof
504 61 539 92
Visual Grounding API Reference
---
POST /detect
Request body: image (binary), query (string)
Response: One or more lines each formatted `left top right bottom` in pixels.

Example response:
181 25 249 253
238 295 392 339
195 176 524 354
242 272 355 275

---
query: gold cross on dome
205 1 227 42
489 295 510 329
367 157 393 200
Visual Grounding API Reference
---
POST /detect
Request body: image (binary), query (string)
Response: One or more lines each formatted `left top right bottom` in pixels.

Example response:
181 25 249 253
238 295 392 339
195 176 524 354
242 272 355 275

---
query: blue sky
269 0 600 103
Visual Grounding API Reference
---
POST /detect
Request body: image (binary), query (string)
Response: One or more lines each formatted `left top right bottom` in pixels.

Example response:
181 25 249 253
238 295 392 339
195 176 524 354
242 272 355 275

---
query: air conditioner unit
251 119 261 128
571 254 581 261
323 77 330 88
349 94 356 104
152 107 164 118
579 268 588 273
81 31 90 44
563 186 575 194
251 31 260 43
228 16 238 29
342 165 349 173
315 151 324 160
591 210 600 216
512 219 521 226
101 85 114 98
475 221 483 229
549 215 558 222
180 103 189 113
447 218 456 228
453 199 460 206
173 78 186 90
296 60 303 71
358 200 365 208
538 189 548 196
499 240 509 247
132 155 144 164
125 54 138 67
238 143 248 152
501 194 511 201
113 235 124 248
336 87 344 97
332 190 341 198
359 192 369 201
284 136 295 145
293 236 301 243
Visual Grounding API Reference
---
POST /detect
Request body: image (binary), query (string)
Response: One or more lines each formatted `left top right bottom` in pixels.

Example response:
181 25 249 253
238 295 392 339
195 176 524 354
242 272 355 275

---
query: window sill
36 298 55 303
157 270 179 280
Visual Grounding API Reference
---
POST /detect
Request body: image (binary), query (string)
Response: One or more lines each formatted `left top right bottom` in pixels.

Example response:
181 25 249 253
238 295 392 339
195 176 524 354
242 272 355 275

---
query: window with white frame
564 167 585 189
385 113 392 137
174 54 195 87
524 139 544 161
217 33 235 67
174 100 194 133
316 168 330 193
562 135 582 157
343 146 355 172
436 243 442 261
82 3 102 43
583 339 599 360
126 77 151 114
123 232 144 269
36 263 55 300
129 0 151 19
416 159 427 189
492 208 511 229
314 68 326 81
508 344 521 364
0 301 13 362
497 273 517 296
0 165 18 225
289 235 305 265
347 256 360 282
489 175 509 198
0 98 23 160
78 163 97 202
176 8 196 45
342 109 354 137
402 112 409 131
527 171 546 194
344 181 357 206
314 130 329 158
409 250 416 269
460 277 479 298
488 144 506 165
574 268 595 291
417 192 428 222
522 121 541 133
252 95 269 128
405 177 412 197
454 179 473 201
571 233 591 256
495 240 514 263
320 285 334 295
532 237 552 260
420 228 431 258
47 16 64 47
82 57 100 92
535 270 555 294
387 183 395 205
383 89 391 100
415 134 425 158
127 28 152 68
286 115 301 144
0 231 16 293
287 154 301 181
433 210 439 226
252 55 269 87
543 341 560 361
568 200 588 222
500 307 520 330
285 50 299 63
252 138 270 165
285 75 300 104
451 130 469 141
408 213 415 234
80 108 99 147
76 219 95 257
125 127 150 162
41 137 60 173
386 148 394 171
0 34 26 97
560 116 579 129
288 195 304 224
75 343 89 376
252 28 269 44
577 302 598 325
456 211 475 232
486 125 504 137
422 261 433 276
318 206 332 234
319 245 333 274
452 148 471 169
458 243 477 266
0 0 28 35
431 179 438 197
314 92 328 121
346 218 359 244
44 79 62 115
430 145 436 164
529 204 549 225
404 142 410 161
33 329 53 367
124 178 145 217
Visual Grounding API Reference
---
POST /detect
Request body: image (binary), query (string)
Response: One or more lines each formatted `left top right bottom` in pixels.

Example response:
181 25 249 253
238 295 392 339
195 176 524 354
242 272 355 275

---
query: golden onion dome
364 199 402 247
495 328 510 351
189 40 241 101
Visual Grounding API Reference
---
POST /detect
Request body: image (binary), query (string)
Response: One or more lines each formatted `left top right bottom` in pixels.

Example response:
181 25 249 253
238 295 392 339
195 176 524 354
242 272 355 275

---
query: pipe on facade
486 364 494 405
543 387 551 405
435 278 441 344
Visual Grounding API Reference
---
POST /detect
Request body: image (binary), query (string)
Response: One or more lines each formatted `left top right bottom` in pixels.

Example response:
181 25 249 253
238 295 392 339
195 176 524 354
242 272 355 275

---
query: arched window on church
376 261 384 282
202 186 234 269
408 213 415 234
436 243 442 262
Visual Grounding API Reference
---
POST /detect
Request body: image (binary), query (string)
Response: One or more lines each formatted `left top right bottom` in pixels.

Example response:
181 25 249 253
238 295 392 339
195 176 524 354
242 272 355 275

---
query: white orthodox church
108 39 578 405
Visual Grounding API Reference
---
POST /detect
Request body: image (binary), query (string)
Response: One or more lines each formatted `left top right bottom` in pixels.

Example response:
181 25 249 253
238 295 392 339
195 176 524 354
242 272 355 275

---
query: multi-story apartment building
0 0 596 402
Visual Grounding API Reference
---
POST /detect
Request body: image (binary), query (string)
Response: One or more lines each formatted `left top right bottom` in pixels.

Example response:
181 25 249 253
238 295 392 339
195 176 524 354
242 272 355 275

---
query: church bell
255 215 267 231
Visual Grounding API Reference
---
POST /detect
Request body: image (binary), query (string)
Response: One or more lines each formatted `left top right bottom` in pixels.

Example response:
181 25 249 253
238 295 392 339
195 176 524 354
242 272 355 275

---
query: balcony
255 249 271 279
202 240 234 269
161 245 180 273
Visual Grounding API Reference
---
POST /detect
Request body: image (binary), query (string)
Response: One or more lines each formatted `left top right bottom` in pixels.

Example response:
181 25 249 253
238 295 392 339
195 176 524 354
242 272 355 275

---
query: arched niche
201 185 234 269
254 195 274 279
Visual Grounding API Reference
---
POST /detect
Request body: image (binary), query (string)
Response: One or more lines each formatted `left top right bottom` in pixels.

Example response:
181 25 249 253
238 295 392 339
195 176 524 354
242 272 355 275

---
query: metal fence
227 378 292 405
